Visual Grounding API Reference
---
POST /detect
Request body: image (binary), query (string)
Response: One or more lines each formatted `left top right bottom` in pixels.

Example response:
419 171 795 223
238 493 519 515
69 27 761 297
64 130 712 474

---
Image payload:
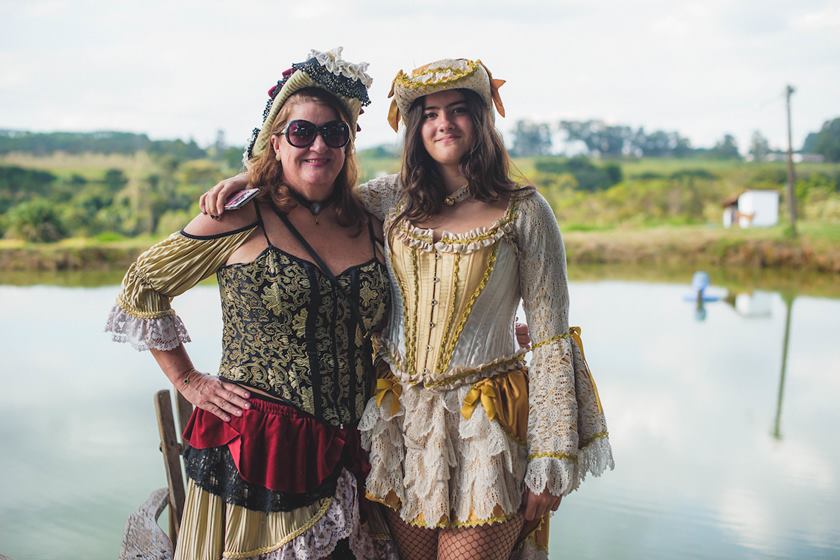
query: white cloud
793 4 840 31
0 0 838 150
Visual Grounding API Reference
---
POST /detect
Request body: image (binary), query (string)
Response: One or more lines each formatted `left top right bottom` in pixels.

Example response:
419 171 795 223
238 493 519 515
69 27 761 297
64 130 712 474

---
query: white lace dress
355 175 614 559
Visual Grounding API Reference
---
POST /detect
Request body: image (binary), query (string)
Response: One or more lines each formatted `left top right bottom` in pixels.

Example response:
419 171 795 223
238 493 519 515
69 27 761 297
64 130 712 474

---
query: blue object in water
684 270 726 302
692 271 710 292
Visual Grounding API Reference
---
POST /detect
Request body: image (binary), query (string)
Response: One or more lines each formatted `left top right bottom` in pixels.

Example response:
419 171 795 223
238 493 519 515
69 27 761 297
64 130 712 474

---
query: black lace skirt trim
183 444 342 513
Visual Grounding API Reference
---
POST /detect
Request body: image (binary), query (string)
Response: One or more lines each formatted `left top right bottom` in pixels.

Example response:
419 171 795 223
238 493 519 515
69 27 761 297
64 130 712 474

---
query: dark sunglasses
279 120 350 149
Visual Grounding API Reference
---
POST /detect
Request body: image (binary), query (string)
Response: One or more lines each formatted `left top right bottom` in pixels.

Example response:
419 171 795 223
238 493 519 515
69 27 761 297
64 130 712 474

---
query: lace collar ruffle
391 199 519 254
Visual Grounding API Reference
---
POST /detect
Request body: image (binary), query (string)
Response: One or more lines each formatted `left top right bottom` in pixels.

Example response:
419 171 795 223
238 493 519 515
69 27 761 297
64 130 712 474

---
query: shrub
534 156 622 191
5 198 68 242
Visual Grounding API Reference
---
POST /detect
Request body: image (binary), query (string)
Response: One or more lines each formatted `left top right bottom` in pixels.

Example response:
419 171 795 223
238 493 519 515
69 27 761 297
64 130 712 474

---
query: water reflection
683 269 799 442
0 268 838 560
553 272 839 560
773 293 794 441
684 271 728 322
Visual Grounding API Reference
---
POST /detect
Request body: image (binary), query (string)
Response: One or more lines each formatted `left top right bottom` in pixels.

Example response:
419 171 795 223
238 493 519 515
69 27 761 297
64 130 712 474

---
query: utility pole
785 85 798 237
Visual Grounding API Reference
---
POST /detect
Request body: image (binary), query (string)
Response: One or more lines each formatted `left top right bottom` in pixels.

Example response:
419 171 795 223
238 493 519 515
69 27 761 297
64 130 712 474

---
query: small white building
722 190 780 228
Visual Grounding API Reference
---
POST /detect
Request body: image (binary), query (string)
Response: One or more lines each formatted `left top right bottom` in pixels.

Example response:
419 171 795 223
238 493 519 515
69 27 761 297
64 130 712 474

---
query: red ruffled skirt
182 394 370 496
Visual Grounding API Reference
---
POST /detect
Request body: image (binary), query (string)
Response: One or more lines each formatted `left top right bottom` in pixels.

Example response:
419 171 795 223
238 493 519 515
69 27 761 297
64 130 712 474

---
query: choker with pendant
287 187 337 224
444 183 471 206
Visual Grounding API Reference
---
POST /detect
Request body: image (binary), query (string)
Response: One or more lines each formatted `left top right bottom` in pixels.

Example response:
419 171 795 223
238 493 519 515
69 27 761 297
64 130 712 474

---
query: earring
275 150 282 161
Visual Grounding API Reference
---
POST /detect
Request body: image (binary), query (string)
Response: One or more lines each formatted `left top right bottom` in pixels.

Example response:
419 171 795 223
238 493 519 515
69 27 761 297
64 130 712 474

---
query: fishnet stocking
438 515 525 560
385 508 440 560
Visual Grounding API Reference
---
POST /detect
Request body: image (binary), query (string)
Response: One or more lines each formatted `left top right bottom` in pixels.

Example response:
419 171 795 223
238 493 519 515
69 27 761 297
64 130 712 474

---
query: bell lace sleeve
105 223 256 351
514 192 614 497
354 173 402 221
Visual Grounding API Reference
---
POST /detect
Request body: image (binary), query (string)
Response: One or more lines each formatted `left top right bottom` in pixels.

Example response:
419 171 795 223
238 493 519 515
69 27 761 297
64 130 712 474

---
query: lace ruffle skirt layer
360 368 530 528
360 367 552 558
177 395 397 560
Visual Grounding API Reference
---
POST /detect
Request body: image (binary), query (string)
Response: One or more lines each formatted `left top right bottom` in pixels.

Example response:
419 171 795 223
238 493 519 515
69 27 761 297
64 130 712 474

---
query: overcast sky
2 0 839 152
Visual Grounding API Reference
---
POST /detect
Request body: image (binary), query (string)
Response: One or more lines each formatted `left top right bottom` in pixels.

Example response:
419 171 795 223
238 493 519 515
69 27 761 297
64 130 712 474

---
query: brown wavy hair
247 87 365 233
396 88 527 225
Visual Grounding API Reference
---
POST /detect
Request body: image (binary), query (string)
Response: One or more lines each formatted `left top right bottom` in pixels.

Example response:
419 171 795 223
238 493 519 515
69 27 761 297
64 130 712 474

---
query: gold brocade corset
216 247 390 427
389 226 502 385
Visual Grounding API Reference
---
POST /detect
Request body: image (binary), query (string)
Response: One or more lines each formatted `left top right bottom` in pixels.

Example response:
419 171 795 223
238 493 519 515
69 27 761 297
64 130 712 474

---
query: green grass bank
2 223 837 274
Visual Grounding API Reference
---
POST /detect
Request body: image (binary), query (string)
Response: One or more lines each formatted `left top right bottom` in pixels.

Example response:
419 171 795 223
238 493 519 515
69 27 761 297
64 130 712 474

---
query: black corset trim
183 445 342 512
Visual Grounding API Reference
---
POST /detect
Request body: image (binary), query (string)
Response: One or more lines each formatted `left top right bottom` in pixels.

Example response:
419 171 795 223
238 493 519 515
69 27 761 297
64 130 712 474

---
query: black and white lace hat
244 47 372 164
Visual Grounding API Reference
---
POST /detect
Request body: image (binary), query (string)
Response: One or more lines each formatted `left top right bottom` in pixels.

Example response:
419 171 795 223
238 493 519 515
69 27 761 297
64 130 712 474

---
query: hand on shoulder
199 171 250 217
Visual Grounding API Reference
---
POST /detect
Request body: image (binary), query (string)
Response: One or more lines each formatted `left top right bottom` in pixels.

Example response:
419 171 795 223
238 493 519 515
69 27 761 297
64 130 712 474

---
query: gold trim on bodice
391 240 499 384
388 201 519 386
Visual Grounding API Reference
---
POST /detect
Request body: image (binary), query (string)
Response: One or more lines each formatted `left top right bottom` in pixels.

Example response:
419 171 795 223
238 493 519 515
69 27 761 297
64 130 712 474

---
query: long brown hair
397 88 524 225
247 87 366 233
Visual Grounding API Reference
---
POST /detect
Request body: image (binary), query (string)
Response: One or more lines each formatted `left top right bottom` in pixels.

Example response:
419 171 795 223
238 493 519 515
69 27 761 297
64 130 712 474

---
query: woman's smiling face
271 99 346 197
420 89 474 167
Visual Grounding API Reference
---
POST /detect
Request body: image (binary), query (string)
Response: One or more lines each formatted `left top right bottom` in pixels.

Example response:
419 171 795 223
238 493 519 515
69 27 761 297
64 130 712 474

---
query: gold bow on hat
387 88 401 133
478 60 506 118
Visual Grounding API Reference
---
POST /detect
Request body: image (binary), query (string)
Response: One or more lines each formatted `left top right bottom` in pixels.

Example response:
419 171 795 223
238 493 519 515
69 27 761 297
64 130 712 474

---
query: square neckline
219 243 381 281
257 200 384 281
397 194 518 246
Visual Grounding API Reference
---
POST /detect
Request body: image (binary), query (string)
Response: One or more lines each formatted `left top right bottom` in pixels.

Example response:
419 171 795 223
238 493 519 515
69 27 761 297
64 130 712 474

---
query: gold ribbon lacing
569 326 604 414
461 327 604 418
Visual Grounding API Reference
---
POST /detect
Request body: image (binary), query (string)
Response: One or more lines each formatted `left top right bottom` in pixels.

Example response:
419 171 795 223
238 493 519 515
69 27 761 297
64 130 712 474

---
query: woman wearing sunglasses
105 48 398 560
202 58 614 559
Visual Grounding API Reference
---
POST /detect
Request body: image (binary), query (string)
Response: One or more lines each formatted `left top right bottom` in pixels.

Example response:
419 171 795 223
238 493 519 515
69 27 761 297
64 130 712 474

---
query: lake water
0 268 838 559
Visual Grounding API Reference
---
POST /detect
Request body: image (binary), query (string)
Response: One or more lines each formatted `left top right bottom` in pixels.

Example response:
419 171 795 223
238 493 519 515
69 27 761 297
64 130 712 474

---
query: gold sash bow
461 377 499 422
374 376 402 416
459 369 528 444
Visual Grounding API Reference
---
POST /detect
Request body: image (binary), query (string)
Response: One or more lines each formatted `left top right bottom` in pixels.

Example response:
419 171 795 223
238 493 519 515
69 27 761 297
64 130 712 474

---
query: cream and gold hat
386 58 506 132
244 47 373 164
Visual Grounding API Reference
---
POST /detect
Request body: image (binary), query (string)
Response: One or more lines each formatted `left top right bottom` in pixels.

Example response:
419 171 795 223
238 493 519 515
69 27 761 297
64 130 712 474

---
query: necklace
287 187 337 224
444 183 471 206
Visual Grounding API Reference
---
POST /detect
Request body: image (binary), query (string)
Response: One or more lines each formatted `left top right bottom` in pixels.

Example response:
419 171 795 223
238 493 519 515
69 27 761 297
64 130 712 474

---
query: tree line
1 126 839 243
0 129 243 168
509 117 840 162
0 156 239 243
0 132 405 243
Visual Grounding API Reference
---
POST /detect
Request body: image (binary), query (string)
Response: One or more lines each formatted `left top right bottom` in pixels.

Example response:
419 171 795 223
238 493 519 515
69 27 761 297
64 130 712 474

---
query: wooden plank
154 390 185 548
118 487 174 560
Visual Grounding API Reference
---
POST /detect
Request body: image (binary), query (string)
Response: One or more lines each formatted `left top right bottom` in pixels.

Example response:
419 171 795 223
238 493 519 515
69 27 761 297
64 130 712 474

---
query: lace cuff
524 433 615 498
523 455 577 497
104 304 190 351
526 336 578 465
